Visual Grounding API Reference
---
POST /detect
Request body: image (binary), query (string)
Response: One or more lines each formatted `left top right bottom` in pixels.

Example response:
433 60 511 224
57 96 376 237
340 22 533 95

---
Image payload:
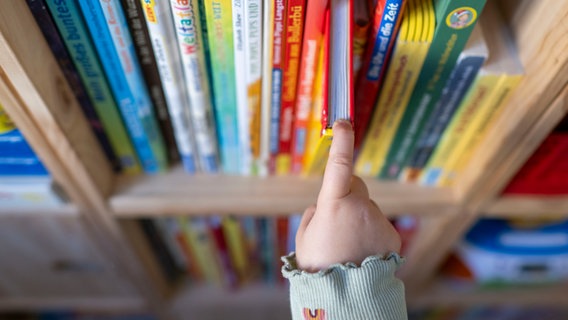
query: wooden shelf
0 204 78 216
168 282 289 320
484 195 568 218
0 297 146 313
410 279 568 308
110 165 458 217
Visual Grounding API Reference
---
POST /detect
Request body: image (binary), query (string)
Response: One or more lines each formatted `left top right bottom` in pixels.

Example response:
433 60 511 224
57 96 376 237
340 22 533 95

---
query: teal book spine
78 0 168 173
44 0 142 174
203 1 241 174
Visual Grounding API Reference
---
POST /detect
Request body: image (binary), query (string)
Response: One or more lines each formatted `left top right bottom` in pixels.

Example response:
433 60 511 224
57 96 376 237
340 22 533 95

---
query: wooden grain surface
111 165 458 217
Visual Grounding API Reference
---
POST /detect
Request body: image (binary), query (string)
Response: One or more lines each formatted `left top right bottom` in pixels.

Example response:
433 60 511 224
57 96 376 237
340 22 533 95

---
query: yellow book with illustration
355 0 434 176
440 75 522 186
426 1 524 186
419 75 500 185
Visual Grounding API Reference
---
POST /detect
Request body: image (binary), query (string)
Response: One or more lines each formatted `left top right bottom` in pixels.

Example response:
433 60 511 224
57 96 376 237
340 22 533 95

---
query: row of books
0 104 66 208
355 0 524 186
140 214 418 288
27 0 525 184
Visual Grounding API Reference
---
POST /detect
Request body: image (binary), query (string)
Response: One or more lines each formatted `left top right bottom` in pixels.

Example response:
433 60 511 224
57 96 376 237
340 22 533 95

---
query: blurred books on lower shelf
441 218 568 286
0 104 68 210
139 214 416 290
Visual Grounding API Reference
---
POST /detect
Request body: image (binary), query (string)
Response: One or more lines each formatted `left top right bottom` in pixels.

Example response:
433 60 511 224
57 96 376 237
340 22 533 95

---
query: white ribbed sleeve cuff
281 253 407 320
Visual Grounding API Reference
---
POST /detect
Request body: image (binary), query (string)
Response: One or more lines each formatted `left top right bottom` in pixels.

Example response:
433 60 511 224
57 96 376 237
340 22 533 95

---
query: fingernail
334 119 352 130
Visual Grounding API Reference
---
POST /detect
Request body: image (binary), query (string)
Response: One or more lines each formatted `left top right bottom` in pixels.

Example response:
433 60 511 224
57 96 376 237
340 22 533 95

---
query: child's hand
295 120 402 272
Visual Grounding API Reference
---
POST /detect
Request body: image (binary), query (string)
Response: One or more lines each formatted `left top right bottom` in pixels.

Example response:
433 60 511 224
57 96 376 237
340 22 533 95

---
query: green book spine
379 0 486 179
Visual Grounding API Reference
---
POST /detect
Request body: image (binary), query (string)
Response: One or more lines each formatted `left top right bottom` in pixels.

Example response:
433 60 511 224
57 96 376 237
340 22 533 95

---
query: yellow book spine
179 217 222 285
301 41 326 171
420 75 501 185
355 41 430 176
302 128 333 176
221 216 248 280
440 75 523 186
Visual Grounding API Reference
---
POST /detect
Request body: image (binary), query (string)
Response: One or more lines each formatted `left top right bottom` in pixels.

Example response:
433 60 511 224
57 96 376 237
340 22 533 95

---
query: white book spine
169 0 220 173
141 0 197 172
258 0 274 176
244 0 262 175
232 0 251 175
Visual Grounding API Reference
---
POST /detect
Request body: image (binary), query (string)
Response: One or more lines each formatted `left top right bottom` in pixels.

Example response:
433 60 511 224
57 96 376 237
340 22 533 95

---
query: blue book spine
77 0 166 173
269 69 283 156
408 56 486 169
0 128 49 176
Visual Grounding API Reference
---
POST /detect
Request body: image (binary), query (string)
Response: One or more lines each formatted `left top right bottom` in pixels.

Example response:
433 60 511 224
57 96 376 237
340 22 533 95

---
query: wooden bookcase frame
0 0 567 313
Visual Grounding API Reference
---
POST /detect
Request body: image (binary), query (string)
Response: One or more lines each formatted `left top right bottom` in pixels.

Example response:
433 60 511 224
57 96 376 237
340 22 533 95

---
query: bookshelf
0 0 567 316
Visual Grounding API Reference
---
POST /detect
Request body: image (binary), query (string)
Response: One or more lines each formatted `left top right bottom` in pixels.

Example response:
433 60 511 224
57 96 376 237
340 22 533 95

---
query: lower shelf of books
0 296 146 313
111 165 457 217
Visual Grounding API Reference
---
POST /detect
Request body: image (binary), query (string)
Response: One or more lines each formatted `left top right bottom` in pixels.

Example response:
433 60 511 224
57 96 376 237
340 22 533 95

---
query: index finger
319 120 355 200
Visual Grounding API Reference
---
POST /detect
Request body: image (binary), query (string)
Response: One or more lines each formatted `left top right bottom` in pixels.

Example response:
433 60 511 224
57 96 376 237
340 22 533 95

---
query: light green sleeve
281 253 407 320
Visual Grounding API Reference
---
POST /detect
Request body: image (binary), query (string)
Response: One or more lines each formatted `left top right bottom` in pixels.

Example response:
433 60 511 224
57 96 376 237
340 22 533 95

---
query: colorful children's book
77 0 168 173
379 0 487 179
421 1 523 186
258 0 275 176
122 0 180 166
168 0 220 174
0 104 49 176
303 0 353 176
355 0 434 177
139 0 201 174
231 0 251 175
203 1 241 174
179 217 224 285
302 10 330 175
401 23 488 181
26 0 122 172
276 0 306 175
244 0 263 175
352 0 370 79
41 0 142 174
353 0 405 149
268 0 288 174
290 0 328 174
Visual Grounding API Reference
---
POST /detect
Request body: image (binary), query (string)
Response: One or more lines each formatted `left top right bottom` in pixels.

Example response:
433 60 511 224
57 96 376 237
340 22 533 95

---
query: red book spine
278 0 306 170
353 0 404 149
269 0 289 173
290 0 328 173
503 134 568 195
320 10 331 131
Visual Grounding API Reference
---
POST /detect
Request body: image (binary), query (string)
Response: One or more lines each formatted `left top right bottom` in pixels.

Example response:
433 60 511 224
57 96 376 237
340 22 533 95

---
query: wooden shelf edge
0 296 147 313
409 279 568 308
110 166 458 217
483 195 568 218
167 281 289 318
0 204 78 217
